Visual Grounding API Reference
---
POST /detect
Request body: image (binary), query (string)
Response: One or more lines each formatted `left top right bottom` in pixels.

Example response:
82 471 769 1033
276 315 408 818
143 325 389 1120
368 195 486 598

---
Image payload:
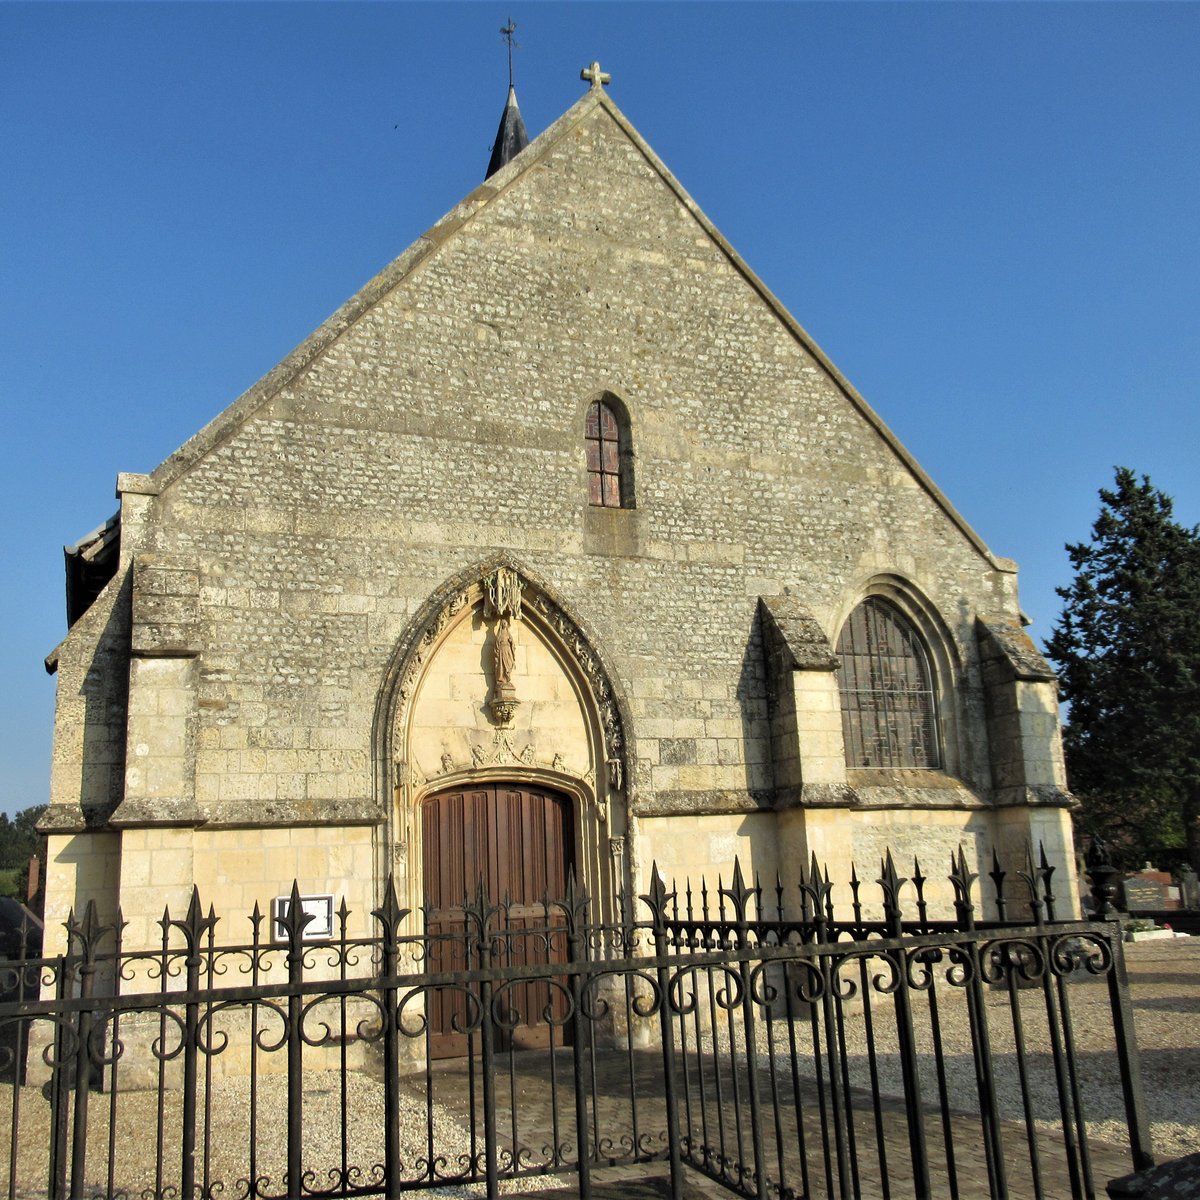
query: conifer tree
1045 469 1200 872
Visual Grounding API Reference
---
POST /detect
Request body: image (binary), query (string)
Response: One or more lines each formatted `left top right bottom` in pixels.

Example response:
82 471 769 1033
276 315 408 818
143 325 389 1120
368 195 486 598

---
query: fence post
808 856 853 1199
372 876 409 1198
879 852 931 1199
1106 932 1154 1170
556 870 593 1199
276 883 312 1200
950 847 1007 1197
466 882 500 1200
643 864 683 1200
67 903 103 1200
1083 846 1154 1173
47 930 71 1200
169 890 217 1200
723 861 768 1200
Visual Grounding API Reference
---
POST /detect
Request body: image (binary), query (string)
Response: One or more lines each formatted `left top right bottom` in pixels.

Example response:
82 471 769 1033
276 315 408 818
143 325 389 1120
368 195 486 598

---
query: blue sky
2 2 1198 817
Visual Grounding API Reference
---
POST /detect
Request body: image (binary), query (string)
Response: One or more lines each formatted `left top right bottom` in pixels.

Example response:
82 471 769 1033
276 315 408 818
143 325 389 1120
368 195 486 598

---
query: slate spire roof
485 85 529 179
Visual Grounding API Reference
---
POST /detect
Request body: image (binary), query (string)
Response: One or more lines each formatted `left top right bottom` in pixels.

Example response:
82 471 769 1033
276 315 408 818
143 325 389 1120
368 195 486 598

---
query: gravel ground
3 936 1195 1195
698 934 1200 1161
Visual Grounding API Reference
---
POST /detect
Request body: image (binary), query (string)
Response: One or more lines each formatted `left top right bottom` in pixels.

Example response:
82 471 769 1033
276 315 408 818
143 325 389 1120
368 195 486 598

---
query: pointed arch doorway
422 781 576 1058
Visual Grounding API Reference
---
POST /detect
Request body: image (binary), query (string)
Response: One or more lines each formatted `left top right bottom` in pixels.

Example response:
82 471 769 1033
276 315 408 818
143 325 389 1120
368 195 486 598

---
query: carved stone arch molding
371 554 635 916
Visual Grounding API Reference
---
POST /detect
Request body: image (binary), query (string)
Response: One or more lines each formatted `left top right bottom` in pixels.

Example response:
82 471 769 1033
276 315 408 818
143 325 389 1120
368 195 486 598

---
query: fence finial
949 845 977 929
721 857 757 923
989 849 1009 921
878 849 906 930
1019 842 1045 926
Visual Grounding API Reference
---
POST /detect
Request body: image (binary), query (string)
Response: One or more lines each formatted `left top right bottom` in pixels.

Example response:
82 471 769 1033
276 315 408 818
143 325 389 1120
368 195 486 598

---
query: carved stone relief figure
488 616 520 725
494 617 516 689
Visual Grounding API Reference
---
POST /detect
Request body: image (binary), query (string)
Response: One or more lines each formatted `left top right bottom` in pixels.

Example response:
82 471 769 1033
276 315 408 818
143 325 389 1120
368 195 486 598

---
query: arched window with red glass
585 397 633 508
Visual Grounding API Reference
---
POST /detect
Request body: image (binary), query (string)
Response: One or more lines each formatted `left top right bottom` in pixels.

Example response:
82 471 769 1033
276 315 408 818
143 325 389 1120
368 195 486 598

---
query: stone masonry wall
43 93 1067 937
120 101 1017 835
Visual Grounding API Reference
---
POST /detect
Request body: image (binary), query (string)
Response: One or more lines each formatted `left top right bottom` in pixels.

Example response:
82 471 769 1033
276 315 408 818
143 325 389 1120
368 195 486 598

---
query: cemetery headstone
1121 874 1167 912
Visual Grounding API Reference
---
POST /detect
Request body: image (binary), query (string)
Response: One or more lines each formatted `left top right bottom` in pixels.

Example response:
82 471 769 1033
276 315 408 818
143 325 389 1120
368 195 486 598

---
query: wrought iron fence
0 847 1153 1200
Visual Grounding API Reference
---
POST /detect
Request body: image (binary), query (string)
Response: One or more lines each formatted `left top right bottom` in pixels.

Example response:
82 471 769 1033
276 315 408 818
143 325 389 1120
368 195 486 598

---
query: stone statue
494 617 516 688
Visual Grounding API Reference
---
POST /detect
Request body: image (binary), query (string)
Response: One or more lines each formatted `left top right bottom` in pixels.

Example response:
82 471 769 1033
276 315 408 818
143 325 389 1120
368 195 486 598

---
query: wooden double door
421 783 576 1058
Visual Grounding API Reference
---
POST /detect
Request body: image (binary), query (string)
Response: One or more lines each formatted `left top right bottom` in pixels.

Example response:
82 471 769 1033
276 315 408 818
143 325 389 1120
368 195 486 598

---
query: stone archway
374 560 632 924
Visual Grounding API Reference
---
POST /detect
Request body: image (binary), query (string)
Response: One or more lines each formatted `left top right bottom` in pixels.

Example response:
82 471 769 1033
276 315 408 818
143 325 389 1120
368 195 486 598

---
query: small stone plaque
1122 877 1167 912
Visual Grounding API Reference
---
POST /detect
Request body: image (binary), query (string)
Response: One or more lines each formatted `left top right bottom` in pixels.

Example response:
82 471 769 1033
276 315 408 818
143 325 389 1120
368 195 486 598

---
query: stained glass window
836 598 940 769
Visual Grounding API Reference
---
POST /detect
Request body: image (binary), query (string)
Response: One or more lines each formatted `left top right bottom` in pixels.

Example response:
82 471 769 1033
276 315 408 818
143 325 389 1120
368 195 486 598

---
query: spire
485 19 528 180
485 84 529 179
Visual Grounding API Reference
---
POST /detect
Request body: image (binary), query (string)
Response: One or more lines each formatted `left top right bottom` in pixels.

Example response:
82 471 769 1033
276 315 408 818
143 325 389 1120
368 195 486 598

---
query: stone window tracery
836 597 940 769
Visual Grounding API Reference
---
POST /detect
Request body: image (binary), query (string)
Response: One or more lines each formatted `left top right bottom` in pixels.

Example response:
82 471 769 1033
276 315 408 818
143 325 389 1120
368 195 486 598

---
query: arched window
835 597 940 769
585 399 631 508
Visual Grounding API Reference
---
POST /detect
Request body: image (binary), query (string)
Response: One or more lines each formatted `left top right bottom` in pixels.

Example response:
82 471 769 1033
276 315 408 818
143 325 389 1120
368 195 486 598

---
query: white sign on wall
271 893 336 942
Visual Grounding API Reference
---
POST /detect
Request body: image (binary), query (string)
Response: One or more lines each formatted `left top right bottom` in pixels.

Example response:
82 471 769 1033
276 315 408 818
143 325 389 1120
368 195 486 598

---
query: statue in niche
494 617 516 688
488 617 520 725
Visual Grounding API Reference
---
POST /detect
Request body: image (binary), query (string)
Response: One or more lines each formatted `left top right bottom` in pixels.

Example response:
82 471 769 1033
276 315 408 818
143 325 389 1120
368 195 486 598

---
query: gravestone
1122 875 1168 912
1179 869 1200 911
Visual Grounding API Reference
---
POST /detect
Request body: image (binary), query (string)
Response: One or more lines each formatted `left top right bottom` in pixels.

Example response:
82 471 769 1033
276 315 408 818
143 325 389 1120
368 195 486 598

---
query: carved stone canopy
484 568 524 622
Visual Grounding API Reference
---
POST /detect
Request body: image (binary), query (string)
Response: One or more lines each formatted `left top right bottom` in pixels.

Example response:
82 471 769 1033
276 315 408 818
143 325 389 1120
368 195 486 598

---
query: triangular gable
146 86 1004 569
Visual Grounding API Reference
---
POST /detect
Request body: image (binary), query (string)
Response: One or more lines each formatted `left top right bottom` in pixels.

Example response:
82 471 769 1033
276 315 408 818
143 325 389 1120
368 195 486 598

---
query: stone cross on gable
581 61 611 90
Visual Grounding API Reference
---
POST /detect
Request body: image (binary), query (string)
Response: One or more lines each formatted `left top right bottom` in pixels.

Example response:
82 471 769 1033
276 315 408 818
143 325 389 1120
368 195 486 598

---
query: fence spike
989 849 1008 921
877 849 906 929
950 845 978 930
1038 841 1058 922
640 861 671 922
912 856 926 891
371 872 410 936
912 857 929 924
1018 842 1045 926
849 862 864 924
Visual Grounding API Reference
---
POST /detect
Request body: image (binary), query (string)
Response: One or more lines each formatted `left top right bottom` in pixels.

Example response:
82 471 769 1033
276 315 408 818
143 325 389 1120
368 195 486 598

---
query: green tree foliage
1045 469 1200 873
0 805 46 900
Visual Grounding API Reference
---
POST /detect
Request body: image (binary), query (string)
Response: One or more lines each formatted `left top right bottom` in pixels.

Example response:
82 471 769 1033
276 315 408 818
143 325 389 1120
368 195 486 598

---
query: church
40 65 1076 957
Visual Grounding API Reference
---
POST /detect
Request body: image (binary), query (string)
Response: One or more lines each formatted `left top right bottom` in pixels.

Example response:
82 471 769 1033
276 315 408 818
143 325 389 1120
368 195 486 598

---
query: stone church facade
41 74 1075 955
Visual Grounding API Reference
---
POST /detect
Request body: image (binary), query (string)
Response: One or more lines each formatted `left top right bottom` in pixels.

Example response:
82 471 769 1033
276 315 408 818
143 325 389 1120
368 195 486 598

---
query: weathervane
500 18 518 88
